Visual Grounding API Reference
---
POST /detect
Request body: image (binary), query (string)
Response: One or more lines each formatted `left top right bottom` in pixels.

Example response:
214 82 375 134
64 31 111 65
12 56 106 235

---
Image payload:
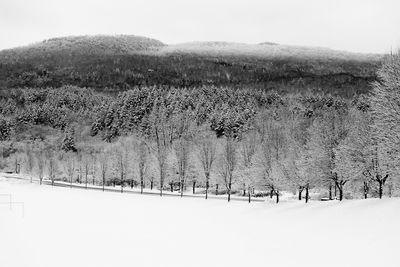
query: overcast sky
0 0 399 53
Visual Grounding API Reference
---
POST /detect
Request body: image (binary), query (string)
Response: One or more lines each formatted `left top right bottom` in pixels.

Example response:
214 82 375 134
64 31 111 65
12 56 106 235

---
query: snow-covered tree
238 129 257 202
279 106 314 203
194 127 217 199
111 141 130 193
370 54 400 161
218 136 238 202
255 111 289 204
307 111 348 200
46 150 59 186
98 149 109 191
62 152 76 187
137 139 149 194
334 108 372 198
148 104 172 196
172 110 193 197
369 54 400 195
23 143 35 183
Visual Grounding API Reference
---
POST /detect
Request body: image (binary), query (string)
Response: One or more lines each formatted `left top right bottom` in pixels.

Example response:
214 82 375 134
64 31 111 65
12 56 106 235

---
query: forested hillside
1 35 398 203
0 82 389 202
0 35 383 96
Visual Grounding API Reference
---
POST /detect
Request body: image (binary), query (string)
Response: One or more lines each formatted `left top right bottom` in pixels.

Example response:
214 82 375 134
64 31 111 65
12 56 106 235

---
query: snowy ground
1 176 399 267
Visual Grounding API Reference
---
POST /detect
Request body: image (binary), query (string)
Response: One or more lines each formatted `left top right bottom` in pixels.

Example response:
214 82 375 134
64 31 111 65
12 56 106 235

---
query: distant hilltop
0 34 385 96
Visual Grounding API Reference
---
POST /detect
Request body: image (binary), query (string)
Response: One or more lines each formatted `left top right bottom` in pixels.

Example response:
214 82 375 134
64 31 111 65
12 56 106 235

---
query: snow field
0 177 399 267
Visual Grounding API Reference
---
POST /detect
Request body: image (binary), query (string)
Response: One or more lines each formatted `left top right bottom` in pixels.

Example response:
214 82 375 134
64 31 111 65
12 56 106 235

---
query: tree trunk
338 186 343 201
305 185 309 203
85 174 88 189
15 159 19 174
205 180 209 200
334 183 337 197
363 182 368 199
170 183 173 192
270 189 274 199
102 176 105 192
276 190 279 204
248 186 251 203
180 180 184 197
243 183 246 197
329 183 332 200
192 181 196 194
131 179 134 189
150 180 153 190
227 183 231 202
379 181 383 199
298 186 303 200
216 184 218 195
140 179 143 194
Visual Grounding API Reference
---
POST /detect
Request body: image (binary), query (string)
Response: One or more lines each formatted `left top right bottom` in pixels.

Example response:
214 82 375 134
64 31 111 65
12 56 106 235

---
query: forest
0 35 383 97
1 53 399 203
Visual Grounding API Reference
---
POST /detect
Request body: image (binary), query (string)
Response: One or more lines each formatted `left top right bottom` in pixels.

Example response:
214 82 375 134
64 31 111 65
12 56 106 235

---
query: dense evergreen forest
1 35 398 202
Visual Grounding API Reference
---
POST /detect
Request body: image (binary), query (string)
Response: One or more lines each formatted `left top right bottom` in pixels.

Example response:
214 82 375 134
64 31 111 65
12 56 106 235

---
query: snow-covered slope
0 177 399 267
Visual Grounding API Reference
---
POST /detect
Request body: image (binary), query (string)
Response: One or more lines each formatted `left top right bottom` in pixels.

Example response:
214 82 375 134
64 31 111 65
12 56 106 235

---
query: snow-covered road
1 177 399 267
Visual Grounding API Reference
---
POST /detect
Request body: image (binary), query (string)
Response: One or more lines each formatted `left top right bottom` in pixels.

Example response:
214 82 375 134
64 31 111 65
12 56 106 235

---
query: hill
159 41 380 61
0 35 384 96
0 35 165 62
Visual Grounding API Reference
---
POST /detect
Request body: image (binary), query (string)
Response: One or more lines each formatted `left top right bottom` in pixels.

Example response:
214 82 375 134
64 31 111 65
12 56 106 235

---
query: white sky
0 0 399 53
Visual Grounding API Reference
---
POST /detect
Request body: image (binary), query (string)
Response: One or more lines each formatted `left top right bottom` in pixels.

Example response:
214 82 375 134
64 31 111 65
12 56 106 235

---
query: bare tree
77 152 83 184
195 128 217 199
367 145 390 199
37 150 45 185
91 153 97 185
63 152 75 187
174 110 194 197
174 137 190 197
148 104 172 196
334 108 373 199
257 115 288 204
98 150 108 192
82 153 90 189
112 141 130 193
282 109 315 203
370 54 400 189
219 136 237 202
137 140 148 194
46 151 57 186
239 130 257 203
308 112 348 201
13 153 22 174
24 143 35 183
